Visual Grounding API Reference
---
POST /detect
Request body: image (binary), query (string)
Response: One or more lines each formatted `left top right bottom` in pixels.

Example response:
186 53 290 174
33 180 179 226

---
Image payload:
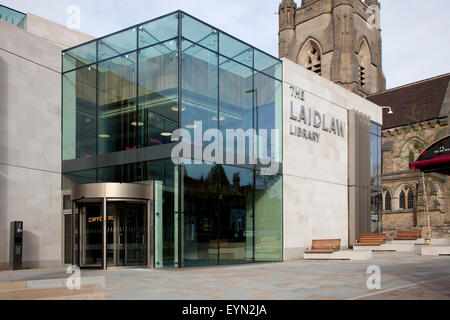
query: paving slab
1 252 449 300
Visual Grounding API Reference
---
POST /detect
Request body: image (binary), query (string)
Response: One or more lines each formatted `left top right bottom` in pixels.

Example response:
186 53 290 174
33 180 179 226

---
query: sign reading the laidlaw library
288 85 346 143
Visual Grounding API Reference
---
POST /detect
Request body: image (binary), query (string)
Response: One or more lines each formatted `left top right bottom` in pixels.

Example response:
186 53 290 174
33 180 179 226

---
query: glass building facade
0 4 27 29
62 11 283 268
370 123 382 233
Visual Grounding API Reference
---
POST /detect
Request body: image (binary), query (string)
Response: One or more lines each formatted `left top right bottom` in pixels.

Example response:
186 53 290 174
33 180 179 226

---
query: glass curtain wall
0 5 27 29
63 12 179 161
370 123 382 233
179 13 283 266
62 11 283 268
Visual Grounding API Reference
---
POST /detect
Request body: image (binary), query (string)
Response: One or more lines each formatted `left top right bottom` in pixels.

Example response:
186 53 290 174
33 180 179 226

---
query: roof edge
368 73 450 98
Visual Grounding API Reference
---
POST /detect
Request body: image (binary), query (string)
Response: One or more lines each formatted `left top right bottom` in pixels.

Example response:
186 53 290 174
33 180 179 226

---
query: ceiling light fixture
99 134 110 139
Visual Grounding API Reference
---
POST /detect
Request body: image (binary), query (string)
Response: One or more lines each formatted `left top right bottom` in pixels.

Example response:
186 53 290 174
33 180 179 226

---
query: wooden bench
395 230 421 240
354 234 387 246
304 239 341 254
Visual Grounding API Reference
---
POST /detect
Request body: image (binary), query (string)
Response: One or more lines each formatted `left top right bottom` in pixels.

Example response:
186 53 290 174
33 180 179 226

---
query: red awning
409 154 450 171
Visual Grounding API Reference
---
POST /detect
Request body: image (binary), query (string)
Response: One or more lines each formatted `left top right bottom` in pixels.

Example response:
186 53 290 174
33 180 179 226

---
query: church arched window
384 191 392 211
358 39 371 90
399 191 406 209
298 39 322 75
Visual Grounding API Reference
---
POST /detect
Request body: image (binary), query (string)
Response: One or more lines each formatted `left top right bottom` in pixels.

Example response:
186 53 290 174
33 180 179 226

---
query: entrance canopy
409 136 450 175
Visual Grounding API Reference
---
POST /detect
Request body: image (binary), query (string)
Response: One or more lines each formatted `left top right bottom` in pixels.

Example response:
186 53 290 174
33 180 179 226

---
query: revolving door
71 183 153 269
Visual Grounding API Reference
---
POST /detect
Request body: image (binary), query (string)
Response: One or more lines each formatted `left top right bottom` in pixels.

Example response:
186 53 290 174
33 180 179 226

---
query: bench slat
305 239 341 254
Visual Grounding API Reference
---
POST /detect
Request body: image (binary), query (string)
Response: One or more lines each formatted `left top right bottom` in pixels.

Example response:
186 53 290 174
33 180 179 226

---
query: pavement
0 250 449 300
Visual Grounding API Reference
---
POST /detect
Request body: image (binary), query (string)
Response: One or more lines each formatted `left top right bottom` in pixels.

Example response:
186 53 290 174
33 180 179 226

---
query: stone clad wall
0 16 92 270
282 58 382 260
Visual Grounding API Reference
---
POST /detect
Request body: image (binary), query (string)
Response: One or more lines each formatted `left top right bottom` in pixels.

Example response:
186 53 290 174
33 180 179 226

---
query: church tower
278 0 386 96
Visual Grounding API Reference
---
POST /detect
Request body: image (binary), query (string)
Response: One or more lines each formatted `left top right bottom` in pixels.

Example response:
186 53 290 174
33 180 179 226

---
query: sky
3 0 449 89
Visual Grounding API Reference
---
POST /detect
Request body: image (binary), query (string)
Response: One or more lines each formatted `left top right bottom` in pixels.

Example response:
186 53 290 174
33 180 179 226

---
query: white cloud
2 0 449 89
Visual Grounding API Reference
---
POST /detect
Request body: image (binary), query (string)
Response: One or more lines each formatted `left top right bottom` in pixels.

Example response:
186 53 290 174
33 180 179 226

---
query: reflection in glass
98 53 137 154
106 202 147 267
219 165 253 265
219 58 254 159
254 72 282 163
182 163 218 267
138 40 179 147
371 191 382 233
181 40 218 138
370 123 382 233
254 173 282 261
370 124 382 187
63 66 97 161
79 203 103 267
0 5 27 29
148 162 176 268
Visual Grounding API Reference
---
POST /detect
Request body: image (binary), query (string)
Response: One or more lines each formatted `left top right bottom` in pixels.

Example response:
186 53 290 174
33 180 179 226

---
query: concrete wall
282 58 382 260
26 13 94 49
0 19 63 270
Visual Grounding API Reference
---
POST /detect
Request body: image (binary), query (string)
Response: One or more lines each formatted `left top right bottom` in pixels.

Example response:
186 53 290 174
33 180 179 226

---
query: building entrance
106 202 147 267
71 183 153 269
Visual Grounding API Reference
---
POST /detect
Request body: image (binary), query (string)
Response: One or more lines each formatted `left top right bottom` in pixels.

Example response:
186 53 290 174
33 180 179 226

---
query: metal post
103 197 107 269
421 172 432 246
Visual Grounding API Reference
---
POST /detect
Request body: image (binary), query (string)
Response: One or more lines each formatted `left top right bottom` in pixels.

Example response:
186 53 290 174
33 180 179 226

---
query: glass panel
181 39 218 138
63 66 97 161
254 72 282 163
254 172 282 262
0 5 26 29
63 42 97 73
219 57 254 160
371 191 382 233
139 13 178 48
98 53 137 154
98 28 137 61
370 124 382 187
219 32 253 68
149 161 176 268
254 49 282 80
98 162 143 183
182 14 218 51
219 165 253 265
106 202 147 267
370 123 378 135
80 203 103 267
62 169 96 190
182 162 218 267
138 40 179 147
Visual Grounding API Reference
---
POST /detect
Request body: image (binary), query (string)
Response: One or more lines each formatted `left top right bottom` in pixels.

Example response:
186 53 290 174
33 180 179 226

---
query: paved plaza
0 250 449 300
